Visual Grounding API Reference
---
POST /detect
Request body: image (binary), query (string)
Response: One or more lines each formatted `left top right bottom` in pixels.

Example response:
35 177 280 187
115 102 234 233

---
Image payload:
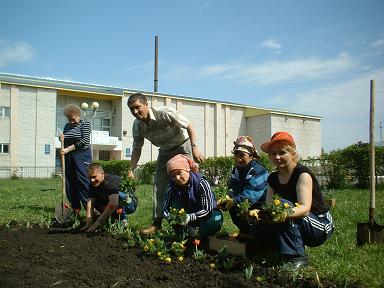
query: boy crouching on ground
81 163 138 233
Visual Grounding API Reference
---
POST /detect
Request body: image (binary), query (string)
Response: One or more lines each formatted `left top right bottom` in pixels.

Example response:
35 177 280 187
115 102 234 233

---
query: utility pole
154 35 158 92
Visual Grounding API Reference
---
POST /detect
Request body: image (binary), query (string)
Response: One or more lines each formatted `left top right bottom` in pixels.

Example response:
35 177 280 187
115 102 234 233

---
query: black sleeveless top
268 164 329 215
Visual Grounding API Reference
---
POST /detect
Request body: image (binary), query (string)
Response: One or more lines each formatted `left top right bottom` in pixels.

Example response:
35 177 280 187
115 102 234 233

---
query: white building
0 73 321 178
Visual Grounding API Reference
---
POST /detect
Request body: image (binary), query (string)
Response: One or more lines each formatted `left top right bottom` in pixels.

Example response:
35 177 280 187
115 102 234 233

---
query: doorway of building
99 151 110 161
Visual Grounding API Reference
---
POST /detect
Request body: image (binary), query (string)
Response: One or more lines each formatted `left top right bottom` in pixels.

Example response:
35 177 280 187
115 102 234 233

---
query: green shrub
199 156 234 187
320 150 349 189
259 153 274 172
339 143 371 188
94 160 131 177
137 161 157 184
301 143 384 189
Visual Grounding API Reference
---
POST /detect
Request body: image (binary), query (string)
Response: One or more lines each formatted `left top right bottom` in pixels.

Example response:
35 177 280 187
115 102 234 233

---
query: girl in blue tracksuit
163 154 223 238
217 136 269 236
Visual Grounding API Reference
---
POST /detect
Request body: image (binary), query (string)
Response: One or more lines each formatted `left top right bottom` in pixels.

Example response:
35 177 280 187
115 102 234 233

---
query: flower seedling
168 207 187 226
244 264 253 279
193 239 206 263
237 199 250 215
217 245 238 272
249 194 294 223
170 240 187 258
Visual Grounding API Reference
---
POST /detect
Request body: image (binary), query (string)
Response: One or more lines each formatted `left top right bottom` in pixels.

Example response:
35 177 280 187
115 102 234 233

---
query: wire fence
0 166 60 179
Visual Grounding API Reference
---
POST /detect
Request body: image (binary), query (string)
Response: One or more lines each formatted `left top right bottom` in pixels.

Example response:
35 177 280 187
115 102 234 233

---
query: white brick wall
270 114 321 158
227 107 247 155
35 88 56 167
1 82 322 174
9 86 57 168
0 84 11 166
246 114 272 153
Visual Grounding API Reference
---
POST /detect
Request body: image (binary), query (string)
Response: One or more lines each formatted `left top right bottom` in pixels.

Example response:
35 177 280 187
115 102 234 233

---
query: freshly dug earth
0 227 340 288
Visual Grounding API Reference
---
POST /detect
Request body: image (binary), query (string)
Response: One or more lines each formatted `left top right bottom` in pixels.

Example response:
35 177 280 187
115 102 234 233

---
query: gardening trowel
54 134 71 224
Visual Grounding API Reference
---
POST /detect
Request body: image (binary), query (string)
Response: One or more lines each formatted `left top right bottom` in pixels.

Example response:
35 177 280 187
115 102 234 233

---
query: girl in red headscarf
163 154 223 238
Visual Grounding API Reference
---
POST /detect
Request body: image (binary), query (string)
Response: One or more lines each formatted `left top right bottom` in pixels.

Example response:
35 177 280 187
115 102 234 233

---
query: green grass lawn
0 178 383 287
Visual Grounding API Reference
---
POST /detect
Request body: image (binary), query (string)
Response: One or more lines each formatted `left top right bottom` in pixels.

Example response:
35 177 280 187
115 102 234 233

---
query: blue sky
1 0 383 151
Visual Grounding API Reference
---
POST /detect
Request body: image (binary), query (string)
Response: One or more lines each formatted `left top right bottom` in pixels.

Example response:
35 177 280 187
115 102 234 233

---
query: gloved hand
217 195 234 211
247 209 260 221
271 211 288 223
180 214 191 226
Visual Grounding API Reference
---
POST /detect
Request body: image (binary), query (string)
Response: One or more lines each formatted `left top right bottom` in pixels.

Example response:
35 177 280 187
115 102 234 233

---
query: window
44 144 51 155
0 144 9 154
92 111 111 132
0 107 10 117
126 148 131 157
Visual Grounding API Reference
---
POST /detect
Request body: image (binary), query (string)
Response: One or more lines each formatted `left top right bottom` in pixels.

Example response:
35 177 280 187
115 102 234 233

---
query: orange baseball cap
260 131 296 153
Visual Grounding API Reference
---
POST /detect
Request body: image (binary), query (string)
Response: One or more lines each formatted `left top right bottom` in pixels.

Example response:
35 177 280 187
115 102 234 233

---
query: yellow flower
295 202 300 207
143 245 149 251
178 256 184 262
179 208 185 214
256 276 262 282
165 257 172 263
210 263 216 269
273 199 281 205
283 203 290 208
179 243 185 249
149 238 155 244
157 252 162 257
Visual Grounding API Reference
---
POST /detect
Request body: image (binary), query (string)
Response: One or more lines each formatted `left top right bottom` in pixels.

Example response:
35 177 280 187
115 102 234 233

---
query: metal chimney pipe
154 35 158 92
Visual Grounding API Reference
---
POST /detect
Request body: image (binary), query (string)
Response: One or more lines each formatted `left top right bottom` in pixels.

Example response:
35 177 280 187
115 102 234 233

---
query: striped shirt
132 106 189 151
163 177 215 222
63 119 91 149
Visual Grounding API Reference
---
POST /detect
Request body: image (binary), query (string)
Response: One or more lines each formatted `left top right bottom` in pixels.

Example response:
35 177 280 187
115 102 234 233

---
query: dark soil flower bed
0 226 340 287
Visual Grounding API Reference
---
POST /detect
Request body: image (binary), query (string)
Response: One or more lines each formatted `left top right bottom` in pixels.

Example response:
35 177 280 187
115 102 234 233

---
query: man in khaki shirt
127 93 205 235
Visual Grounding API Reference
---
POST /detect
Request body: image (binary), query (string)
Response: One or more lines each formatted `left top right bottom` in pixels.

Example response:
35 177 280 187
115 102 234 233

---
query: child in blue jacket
218 136 269 238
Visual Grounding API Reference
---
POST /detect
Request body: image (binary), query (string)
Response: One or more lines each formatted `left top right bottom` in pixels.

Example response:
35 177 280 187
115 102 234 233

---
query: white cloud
338 52 349 58
0 39 34 68
261 39 281 49
266 69 384 151
193 55 357 85
162 54 358 88
371 39 384 49
199 1 211 9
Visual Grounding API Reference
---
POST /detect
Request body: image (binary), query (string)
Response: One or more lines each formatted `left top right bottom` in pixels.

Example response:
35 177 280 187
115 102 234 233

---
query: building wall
6 85 57 174
244 113 321 159
227 106 247 155
0 84 11 166
270 114 321 159
204 103 215 156
1 80 322 178
246 114 272 153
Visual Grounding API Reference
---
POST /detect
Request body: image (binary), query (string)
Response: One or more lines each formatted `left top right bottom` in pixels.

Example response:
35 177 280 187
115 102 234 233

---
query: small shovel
54 136 72 224
356 79 384 245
